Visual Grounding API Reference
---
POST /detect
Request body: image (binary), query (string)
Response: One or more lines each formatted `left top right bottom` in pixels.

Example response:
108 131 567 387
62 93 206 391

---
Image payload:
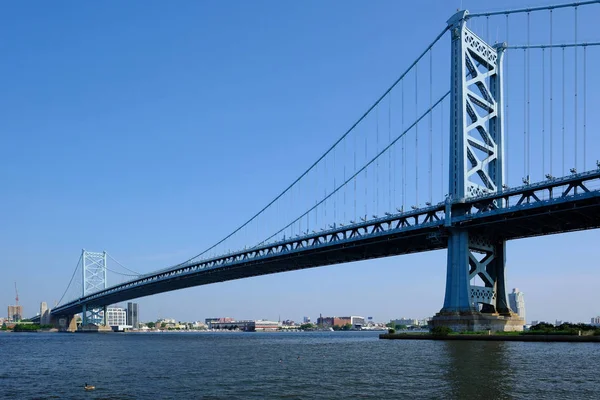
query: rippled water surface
1 331 600 399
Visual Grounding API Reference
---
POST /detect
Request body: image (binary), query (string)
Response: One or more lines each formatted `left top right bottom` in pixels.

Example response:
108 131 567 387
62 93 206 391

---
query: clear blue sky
1 0 599 324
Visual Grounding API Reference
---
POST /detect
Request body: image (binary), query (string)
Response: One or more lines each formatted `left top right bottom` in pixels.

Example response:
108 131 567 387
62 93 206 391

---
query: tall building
106 307 127 326
508 288 526 322
40 302 51 325
591 316 600 326
8 305 23 322
127 302 139 328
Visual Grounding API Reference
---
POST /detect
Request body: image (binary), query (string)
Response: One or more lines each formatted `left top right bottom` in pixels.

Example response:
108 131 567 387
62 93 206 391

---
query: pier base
78 324 113 333
429 311 524 333
53 315 78 332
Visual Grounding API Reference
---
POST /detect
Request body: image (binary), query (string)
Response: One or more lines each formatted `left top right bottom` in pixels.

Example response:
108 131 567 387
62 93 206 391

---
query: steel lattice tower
81 250 107 326
434 10 520 330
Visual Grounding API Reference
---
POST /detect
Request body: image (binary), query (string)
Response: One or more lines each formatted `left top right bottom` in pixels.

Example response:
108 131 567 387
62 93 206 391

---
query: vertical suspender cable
343 135 346 223
354 126 357 221
402 79 406 210
415 64 419 206
364 132 368 219
574 6 578 171
376 105 379 215
324 155 327 221
315 154 319 229
526 12 531 180
441 98 444 199
562 46 565 175
429 49 433 204
550 10 553 176
583 45 587 169
542 48 546 178
334 136 337 224
505 14 509 186
389 94 392 211
523 47 527 181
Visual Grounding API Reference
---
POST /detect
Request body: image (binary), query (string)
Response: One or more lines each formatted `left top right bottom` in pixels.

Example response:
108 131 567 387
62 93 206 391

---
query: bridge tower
81 250 108 327
431 10 523 331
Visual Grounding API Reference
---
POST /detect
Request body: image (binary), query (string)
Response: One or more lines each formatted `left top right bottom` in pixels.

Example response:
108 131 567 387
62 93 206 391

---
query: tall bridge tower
431 10 523 331
81 250 108 327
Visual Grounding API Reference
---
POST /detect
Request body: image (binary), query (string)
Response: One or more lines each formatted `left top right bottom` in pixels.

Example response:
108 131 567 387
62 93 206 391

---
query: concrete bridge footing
429 311 524 333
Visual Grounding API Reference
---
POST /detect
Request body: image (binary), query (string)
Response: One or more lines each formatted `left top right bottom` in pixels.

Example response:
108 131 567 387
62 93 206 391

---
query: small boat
84 383 95 391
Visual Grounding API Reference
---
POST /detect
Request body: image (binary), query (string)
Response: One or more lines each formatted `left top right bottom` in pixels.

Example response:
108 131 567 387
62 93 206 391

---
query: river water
1 331 599 399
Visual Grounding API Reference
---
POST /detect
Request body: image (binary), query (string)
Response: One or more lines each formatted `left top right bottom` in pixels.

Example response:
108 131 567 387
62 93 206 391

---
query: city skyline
2 0 599 325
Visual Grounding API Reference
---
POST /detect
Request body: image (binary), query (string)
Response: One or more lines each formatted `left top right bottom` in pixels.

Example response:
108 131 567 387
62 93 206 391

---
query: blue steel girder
48 170 600 318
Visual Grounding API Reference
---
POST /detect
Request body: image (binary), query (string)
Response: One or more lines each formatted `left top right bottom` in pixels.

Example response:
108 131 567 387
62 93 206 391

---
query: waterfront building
303 316 311 323
391 318 419 327
106 307 127 326
591 316 600 326
254 320 280 331
508 288 526 323
206 317 235 329
350 316 365 328
7 305 23 322
316 316 365 329
127 302 139 328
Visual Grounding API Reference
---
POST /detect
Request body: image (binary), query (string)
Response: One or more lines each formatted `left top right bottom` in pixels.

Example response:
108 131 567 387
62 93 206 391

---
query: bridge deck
51 171 600 317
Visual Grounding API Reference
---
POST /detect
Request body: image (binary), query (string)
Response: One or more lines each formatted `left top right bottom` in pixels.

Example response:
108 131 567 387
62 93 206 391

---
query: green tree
342 323 353 331
146 322 156 329
332 325 341 331
431 326 452 336
395 324 408 331
160 323 166 329
300 323 314 330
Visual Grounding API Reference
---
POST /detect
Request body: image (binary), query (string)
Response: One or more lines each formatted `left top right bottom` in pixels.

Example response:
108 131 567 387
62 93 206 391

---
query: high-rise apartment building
508 288 526 323
127 302 139 328
40 302 51 325
8 305 23 322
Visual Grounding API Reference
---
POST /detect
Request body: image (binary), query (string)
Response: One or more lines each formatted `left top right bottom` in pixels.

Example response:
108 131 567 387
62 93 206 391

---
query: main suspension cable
56 254 83 306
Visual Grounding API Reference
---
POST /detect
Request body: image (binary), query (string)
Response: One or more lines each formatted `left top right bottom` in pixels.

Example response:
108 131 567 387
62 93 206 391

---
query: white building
350 316 365 328
591 316 600 326
508 288 526 323
106 307 127 326
391 318 419 327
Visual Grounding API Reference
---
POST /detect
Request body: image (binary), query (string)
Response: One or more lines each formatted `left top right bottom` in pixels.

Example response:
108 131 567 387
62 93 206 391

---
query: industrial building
316 316 365 329
208 319 280 332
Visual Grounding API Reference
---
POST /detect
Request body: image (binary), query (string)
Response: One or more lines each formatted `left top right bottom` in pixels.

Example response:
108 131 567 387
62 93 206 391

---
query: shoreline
379 333 600 342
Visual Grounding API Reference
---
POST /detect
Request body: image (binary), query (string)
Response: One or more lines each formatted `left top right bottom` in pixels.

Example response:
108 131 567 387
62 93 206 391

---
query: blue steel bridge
38 1 600 328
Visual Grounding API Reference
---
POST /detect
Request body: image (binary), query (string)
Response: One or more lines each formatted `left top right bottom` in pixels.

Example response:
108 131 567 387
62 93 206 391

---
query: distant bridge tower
432 10 523 331
81 250 108 326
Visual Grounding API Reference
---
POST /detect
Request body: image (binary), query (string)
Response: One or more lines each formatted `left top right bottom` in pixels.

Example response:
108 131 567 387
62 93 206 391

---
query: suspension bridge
35 1 600 331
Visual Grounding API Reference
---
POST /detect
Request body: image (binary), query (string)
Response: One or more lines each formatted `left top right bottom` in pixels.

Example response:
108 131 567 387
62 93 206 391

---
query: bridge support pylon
78 250 112 332
430 10 524 332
